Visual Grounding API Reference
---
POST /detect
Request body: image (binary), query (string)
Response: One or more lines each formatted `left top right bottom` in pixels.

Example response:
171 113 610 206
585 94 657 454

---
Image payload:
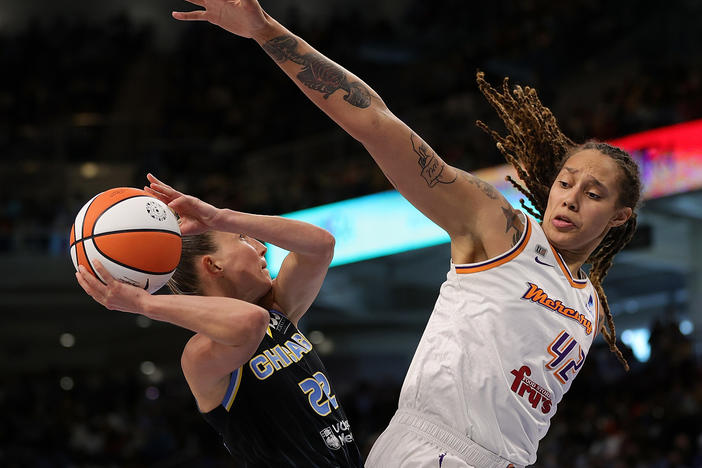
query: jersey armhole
221 367 243 412
454 211 532 273
593 288 602 339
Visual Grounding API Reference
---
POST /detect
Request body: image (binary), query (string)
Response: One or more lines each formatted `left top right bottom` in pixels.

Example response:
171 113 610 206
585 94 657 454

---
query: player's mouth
552 215 576 229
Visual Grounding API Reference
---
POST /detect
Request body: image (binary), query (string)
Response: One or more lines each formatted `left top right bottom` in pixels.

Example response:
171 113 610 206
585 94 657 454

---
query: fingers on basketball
92 260 113 283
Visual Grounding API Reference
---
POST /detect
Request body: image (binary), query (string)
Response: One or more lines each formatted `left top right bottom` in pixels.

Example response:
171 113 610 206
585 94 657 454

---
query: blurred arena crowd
1 0 701 466
0 0 700 254
1 319 700 467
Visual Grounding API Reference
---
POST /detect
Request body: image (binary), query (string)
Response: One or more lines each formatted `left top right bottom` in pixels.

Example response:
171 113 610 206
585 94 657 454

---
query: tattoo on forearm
410 133 457 187
263 35 371 108
501 205 523 246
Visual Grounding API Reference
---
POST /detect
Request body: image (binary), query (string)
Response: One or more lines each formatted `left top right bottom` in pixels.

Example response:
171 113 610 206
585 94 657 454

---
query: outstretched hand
172 0 269 39
144 173 220 236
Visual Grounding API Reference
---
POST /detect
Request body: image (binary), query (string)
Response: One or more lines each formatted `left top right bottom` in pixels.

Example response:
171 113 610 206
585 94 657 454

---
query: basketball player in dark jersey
75 174 363 467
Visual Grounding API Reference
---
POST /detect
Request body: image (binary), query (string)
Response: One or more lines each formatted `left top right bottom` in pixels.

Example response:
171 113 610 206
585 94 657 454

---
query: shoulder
181 331 266 413
451 203 530 264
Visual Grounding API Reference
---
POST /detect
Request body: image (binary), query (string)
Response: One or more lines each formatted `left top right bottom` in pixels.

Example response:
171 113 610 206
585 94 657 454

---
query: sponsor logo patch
319 420 354 450
510 365 552 414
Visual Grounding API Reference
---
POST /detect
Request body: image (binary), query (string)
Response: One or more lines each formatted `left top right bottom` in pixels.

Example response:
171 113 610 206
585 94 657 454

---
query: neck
200 280 229 298
552 230 609 279
555 249 588 278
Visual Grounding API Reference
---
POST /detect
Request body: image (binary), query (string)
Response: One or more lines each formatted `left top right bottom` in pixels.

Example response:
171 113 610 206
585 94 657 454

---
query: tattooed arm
172 0 522 262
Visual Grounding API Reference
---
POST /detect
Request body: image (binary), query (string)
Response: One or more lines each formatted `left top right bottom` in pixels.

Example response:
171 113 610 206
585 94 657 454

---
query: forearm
213 209 334 258
246 19 469 236
141 294 268 346
251 18 390 142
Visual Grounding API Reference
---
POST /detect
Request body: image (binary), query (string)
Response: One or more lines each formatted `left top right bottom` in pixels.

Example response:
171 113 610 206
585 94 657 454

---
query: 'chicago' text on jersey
249 332 313 380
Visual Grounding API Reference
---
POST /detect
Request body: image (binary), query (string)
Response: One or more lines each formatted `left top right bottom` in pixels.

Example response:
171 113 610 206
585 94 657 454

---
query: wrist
251 15 284 44
210 207 233 231
138 293 158 321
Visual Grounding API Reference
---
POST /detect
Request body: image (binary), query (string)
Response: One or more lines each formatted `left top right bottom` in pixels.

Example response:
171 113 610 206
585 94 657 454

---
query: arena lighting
621 328 651 362
266 120 702 276
610 118 702 199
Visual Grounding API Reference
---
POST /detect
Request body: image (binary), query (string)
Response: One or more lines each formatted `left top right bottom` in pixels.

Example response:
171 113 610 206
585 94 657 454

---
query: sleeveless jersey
201 310 363 467
396 212 600 465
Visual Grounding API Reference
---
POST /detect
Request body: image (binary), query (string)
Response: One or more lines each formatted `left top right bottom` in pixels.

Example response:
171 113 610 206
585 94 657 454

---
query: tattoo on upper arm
410 133 457 187
501 205 523 246
263 35 371 108
464 173 499 200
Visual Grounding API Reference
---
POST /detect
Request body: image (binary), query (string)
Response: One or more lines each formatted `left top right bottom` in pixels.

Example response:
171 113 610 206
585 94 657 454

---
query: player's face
211 231 272 301
542 149 632 257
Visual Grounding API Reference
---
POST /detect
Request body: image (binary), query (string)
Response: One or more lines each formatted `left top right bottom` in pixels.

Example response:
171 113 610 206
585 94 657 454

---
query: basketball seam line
70 228 181 248
92 235 179 276
90 194 151 239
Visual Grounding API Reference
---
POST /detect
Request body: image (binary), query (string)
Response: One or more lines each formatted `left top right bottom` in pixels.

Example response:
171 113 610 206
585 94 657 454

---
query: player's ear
201 255 223 276
609 206 632 228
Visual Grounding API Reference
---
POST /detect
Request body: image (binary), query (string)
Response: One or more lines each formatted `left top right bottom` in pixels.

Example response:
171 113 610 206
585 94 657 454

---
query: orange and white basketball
70 187 182 294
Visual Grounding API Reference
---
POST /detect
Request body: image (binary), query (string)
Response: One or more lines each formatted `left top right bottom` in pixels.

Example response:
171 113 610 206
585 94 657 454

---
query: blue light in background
265 184 530 276
621 328 651 362
679 320 694 335
265 190 449 276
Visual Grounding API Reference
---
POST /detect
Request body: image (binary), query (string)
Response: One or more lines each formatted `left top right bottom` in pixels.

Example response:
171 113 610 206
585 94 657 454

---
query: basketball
70 187 182 294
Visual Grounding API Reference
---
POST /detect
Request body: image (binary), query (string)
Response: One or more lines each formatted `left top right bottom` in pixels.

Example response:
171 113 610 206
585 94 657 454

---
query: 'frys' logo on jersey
510 365 552 414
521 283 593 335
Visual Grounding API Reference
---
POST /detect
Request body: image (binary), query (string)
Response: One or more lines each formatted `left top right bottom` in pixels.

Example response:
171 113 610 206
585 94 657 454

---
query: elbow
221 305 269 348
319 230 336 264
347 102 393 143
247 306 270 343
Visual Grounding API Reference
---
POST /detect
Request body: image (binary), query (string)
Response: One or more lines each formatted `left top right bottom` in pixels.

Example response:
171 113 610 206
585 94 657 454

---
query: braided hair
475 72 642 370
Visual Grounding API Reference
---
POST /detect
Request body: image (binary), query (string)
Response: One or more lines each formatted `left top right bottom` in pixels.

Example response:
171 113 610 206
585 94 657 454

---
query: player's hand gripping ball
70 187 182 293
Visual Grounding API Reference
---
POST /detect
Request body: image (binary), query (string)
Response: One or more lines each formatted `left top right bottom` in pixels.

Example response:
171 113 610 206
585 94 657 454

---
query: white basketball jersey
397 212 600 465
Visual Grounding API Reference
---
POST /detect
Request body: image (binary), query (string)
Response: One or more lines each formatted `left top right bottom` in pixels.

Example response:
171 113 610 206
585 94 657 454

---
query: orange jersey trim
455 216 532 274
592 287 601 338
547 244 588 289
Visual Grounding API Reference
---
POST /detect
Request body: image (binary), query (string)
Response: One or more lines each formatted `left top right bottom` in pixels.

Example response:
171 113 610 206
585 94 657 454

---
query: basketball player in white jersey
171 1 642 466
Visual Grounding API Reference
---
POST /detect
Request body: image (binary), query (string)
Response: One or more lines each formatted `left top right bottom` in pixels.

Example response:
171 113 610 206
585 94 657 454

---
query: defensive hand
172 0 269 39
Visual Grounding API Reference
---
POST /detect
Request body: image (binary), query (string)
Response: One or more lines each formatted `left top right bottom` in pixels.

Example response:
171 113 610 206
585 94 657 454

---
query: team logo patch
319 420 355 451
320 427 342 450
586 294 594 312
521 283 593 335
269 313 290 333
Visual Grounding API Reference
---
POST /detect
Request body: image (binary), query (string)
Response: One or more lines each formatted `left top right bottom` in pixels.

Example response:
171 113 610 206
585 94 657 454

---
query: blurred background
1 0 702 466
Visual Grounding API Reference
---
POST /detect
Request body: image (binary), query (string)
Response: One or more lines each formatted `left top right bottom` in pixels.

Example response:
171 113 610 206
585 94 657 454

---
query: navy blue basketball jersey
201 310 363 467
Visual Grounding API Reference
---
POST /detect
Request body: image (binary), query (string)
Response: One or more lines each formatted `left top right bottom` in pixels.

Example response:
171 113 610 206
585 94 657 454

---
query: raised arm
172 1 521 262
146 174 334 324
